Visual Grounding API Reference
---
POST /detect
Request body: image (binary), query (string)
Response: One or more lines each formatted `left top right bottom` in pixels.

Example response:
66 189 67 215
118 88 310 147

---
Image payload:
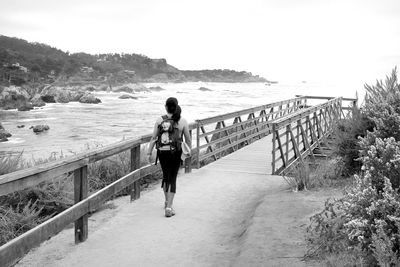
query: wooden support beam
299 120 315 161
288 126 303 163
74 166 88 244
130 145 141 201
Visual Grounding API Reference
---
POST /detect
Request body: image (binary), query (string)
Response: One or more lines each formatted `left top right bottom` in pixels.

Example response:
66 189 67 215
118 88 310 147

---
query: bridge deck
17 136 320 267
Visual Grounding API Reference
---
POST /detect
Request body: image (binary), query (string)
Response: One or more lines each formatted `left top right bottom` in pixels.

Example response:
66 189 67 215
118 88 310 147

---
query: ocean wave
0 137 26 144
19 117 58 122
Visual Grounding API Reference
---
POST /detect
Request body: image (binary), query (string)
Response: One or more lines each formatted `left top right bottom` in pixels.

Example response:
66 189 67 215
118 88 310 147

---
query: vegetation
0 142 160 246
306 68 400 266
0 35 266 86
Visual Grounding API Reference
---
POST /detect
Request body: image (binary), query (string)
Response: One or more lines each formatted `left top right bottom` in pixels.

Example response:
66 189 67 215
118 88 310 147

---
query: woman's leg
159 152 171 207
166 151 182 209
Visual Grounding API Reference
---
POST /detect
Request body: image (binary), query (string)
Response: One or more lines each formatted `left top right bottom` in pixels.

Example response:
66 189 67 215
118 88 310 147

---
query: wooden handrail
196 97 305 125
273 98 342 129
295 95 357 102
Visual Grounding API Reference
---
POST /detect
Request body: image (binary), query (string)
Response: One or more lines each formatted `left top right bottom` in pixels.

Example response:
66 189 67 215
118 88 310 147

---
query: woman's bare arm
148 121 159 155
183 119 191 148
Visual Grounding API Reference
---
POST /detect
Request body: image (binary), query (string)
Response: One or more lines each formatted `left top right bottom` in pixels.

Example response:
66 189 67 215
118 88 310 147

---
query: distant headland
0 35 267 85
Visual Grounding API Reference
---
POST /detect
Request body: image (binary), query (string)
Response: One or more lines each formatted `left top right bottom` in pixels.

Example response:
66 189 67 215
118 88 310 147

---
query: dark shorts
158 150 182 193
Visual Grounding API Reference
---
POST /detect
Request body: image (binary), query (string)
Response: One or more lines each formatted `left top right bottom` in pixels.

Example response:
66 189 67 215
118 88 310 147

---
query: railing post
130 145 141 201
196 121 201 169
272 123 276 174
74 166 88 244
184 129 193 173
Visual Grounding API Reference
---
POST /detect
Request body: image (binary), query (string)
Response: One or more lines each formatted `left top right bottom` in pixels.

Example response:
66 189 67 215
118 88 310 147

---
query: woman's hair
165 97 181 122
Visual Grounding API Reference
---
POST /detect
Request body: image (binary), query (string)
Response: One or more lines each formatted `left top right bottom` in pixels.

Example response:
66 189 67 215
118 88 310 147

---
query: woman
147 97 191 217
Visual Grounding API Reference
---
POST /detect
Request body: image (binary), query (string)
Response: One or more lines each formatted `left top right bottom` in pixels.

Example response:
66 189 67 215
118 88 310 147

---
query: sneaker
165 207 175 217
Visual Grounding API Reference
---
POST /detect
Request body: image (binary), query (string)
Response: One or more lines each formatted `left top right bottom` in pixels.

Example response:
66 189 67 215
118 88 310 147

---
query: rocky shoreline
0 83 166 112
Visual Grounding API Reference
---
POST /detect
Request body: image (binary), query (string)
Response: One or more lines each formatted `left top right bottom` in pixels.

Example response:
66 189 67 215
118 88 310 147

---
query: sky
0 0 399 89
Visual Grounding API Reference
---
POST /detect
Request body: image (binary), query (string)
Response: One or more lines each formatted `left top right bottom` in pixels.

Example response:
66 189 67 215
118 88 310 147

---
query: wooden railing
0 124 198 267
0 94 356 266
195 97 307 166
271 97 353 175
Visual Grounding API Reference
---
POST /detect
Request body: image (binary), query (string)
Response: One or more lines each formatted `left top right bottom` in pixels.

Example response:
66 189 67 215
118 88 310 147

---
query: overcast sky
0 0 399 87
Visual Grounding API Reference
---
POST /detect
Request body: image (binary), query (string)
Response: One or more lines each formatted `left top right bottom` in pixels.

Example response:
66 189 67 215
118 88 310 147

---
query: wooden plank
130 145 141 201
0 158 89 197
197 97 305 125
0 200 89 267
196 123 200 169
272 124 276 174
276 129 287 170
199 127 271 161
299 120 315 161
74 166 88 244
197 120 270 150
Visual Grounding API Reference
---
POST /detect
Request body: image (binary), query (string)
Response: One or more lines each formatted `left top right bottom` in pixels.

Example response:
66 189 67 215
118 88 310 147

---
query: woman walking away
147 97 191 217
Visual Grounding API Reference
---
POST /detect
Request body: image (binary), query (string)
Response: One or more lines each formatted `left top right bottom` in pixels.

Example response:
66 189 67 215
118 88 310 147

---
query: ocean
0 82 360 159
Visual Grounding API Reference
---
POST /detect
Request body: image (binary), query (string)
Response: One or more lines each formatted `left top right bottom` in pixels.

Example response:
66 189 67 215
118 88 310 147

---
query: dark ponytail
165 97 181 122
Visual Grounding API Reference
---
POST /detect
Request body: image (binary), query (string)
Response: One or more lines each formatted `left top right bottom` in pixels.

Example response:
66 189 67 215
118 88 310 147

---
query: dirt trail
16 138 341 267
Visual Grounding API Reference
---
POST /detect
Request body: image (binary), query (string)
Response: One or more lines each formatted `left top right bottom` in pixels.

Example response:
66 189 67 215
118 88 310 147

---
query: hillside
0 35 267 85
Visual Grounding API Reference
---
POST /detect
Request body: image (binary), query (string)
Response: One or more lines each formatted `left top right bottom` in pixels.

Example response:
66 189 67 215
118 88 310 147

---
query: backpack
156 115 182 152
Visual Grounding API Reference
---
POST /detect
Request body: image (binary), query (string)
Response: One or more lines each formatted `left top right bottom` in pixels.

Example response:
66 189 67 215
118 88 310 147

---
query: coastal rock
85 86 96 92
31 94 46 107
32 125 50 133
113 84 149 93
17 102 34 111
70 91 85 102
97 85 109 91
0 86 31 110
119 94 138 100
56 90 71 103
79 93 101 104
41 94 56 103
40 86 85 103
148 86 165 91
199 87 212 91
113 86 134 93
0 123 12 142
17 125 25 128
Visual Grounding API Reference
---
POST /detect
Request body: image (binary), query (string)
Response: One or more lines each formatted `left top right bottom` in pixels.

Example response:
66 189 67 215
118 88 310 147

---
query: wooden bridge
0 95 357 267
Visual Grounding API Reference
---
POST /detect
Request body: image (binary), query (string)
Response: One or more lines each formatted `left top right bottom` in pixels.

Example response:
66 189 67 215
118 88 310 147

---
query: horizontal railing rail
271 97 343 175
195 97 307 166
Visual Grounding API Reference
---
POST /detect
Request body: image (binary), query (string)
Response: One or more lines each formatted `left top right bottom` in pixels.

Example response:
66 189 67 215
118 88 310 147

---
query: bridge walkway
17 136 327 267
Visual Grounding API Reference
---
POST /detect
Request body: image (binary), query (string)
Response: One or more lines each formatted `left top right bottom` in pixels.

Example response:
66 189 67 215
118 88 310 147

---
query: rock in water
17 102 34 111
41 95 56 103
119 94 138 99
31 94 46 107
113 86 134 93
32 125 50 133
79 93 101 104
148 86 165 91
198 87 212 91
0 123 12 142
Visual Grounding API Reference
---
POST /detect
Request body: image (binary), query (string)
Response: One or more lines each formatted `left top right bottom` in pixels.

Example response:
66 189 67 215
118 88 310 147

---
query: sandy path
16 138 340 267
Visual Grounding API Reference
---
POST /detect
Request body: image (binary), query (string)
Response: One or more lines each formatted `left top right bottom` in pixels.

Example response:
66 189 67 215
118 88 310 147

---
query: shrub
0 152 24 175
0 200 50 246
358 132 400 190
332 106 374 176
307 175 400 265
364 68 400 141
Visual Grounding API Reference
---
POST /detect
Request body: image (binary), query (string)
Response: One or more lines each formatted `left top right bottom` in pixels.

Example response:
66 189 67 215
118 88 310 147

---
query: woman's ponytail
165 97 181 122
